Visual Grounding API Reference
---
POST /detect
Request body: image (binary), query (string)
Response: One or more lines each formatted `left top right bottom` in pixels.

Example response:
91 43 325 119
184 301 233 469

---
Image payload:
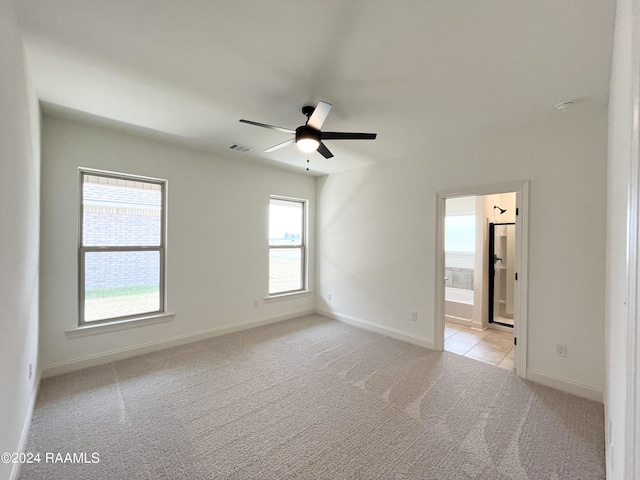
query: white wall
0 1 40 479
40 115 316 373
445 196 475 215
317 106 607 397
605 0 635 477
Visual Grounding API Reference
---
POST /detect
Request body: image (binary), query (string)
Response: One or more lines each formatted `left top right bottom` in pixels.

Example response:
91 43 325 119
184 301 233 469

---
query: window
269 197 306 295
445 214 476 253
79 170 166 325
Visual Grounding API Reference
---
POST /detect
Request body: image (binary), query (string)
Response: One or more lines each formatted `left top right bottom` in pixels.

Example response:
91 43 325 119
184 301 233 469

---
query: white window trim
66 312 175 338
78 168 168 329
268 195 308 297
264 291 312 303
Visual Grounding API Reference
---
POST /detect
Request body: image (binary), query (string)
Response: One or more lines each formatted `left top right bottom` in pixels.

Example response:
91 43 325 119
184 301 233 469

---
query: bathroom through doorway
434 181 529 377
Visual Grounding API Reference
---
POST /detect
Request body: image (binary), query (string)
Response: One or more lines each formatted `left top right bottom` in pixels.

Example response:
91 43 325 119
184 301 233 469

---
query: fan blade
239 119 295 134
321 132 377 140
307 101 332 130
264 138 295 153
317 142 334 159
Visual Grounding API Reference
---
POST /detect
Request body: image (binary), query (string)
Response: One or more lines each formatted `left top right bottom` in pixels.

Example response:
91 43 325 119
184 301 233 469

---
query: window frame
268 195 307 296
78 168 167 326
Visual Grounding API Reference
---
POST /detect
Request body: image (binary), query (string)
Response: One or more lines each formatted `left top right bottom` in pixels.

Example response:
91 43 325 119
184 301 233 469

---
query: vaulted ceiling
16 0 615 175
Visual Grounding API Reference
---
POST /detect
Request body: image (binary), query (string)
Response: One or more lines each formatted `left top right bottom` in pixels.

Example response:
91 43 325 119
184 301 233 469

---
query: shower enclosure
488 222 515 327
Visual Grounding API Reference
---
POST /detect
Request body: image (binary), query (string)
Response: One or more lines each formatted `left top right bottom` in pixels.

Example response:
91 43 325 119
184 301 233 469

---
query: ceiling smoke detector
555 101 576 112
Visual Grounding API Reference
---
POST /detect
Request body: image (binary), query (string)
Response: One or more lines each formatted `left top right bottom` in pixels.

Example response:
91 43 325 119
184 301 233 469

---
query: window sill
66 312 175 338
264 291 312 303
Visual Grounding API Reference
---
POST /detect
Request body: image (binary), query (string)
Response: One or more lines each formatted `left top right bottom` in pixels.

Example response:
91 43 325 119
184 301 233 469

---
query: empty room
2 0 638 479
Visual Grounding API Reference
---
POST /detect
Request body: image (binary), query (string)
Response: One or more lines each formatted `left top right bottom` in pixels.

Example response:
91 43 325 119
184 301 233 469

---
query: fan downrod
301 105 315 120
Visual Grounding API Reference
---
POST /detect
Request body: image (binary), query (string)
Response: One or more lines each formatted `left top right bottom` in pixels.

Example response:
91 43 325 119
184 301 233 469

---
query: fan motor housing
295 125 321 143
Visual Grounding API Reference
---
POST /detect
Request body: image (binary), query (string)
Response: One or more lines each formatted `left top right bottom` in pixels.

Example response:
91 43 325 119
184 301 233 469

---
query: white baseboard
41 310 315 378
10 370 41 480
39 310 602 405
316 308 435 350
526 369 603 403
444 315 473 326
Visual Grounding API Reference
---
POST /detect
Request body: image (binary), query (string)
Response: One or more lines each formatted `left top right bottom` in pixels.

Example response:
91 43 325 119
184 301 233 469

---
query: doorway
434 181 529 378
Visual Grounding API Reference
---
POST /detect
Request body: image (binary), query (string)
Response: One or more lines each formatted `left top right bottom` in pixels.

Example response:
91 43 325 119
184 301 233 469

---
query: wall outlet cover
555 344 567 357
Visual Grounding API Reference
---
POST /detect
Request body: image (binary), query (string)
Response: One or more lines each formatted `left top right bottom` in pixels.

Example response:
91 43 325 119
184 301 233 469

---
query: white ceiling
16 0 615 176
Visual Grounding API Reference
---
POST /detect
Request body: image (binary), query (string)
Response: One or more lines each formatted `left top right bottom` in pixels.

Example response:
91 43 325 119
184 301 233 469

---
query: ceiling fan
239 101 376 159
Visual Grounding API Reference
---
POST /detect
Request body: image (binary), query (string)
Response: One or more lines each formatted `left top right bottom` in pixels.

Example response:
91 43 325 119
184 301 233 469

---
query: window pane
84 250 160 322
445 215 476 252
269 248 302 294
82 174 162 246
269 199 303 246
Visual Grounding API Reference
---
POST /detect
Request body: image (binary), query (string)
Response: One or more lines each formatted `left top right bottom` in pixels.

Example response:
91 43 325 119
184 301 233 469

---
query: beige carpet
20 314 604 479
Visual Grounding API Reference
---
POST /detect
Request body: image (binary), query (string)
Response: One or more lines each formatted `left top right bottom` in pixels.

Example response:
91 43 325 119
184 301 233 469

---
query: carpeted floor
19 314 605 479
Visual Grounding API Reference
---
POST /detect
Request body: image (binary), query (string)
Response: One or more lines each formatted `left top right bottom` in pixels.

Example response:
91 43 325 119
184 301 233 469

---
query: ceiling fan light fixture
239 101 376 160
297 138 320 153
295 125 321 153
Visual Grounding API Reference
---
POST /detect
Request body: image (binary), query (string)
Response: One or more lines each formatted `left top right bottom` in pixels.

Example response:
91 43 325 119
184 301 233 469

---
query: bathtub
445 287 474 323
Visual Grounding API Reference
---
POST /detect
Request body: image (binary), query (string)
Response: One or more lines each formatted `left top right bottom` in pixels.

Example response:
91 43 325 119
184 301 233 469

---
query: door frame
434 180 529 378
624 0 640 474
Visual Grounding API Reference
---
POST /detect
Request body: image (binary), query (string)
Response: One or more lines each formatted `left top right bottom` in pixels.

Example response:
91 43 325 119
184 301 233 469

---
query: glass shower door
488 222 515 327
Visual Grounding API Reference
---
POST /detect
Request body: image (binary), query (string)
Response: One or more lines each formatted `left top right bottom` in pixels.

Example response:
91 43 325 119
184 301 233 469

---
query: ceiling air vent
228 143 251 153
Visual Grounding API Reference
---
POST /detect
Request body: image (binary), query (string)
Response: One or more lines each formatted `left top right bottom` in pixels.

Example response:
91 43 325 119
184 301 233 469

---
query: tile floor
445 321 514 370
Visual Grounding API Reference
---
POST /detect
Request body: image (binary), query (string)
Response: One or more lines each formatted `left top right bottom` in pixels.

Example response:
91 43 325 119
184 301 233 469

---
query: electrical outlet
28 362 32 380
555 344 567 357
410 311 418 322
327 292 332 301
